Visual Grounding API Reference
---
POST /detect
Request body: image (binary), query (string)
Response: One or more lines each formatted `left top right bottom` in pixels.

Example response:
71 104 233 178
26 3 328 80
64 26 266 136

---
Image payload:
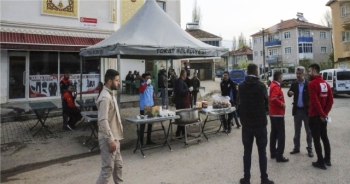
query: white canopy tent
79 0 229 107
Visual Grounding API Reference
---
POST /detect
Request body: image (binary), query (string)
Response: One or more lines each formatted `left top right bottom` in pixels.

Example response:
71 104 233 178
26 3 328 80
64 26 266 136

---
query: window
320 32 327 39
298 43 313 53
157 1 166 11
304 31 310 37
254 51 258 56
203 41 219 47
260 51 263 56
321 47 327 53
299 30 311 37
268 49 278 56
30 51 58 75
268 35 279 42
337 71 350 80
342 31 350 42
254 38 257 44
322 73 327 80
259 36 263 43
285 47 292 54
327 72 332 80
284 32 291 39
341 6 347 17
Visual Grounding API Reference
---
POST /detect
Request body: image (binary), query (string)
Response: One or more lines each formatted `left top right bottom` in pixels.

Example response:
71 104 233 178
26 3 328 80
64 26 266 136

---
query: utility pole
262 28 266 79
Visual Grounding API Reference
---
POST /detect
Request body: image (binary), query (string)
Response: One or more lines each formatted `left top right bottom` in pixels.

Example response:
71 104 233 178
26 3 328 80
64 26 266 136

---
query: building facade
251 13 332 74
183 22 223 80
0 0 181 104
228 46 253 69
327 0 350 69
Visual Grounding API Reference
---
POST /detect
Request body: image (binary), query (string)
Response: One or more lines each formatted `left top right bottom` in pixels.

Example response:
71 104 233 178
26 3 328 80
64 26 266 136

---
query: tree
320 10 332 28
238 60 249 70
192 0 202 28
238 32 247 49
232 36 237 51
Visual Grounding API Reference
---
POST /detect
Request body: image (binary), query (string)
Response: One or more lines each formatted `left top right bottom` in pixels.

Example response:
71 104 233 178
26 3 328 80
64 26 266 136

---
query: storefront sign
29 74 100 98
80 17 97 28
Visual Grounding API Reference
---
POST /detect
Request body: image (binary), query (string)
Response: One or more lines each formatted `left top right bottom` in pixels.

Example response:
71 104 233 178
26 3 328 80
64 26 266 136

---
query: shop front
5 50 101 103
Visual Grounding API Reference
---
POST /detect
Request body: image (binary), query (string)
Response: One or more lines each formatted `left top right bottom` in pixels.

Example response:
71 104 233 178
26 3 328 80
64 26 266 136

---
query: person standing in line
96 69 124 184
190 72 200 107
158 70 167 107
288 66 314 157
308 63 333 170
269 71 289 162
174 70 192 137
138 73 156 146
238 64 274 184
185 72 192 107
220 71 241 133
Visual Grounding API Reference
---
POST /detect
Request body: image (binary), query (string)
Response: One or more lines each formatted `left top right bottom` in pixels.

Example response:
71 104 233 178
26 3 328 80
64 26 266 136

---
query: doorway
8 54 28 100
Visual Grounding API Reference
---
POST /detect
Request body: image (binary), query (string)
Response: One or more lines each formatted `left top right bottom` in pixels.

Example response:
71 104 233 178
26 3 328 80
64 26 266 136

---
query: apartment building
327 0 350 69
228 46 253 69
0 0 181 104
251 13 332 74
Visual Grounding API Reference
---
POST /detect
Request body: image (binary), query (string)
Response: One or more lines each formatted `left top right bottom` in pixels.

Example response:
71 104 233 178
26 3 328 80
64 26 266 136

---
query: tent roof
80 0 228 59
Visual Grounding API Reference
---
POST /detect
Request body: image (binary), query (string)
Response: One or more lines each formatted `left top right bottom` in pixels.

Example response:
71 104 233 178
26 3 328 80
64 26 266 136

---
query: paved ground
1 79 350 184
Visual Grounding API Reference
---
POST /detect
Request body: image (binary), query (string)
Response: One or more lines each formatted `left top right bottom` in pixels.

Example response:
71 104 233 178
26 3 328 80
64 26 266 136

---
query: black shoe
308 151 314 157
312 162 327 170
276 157 289 162
146 140 156 145
290 149 300 154
237 124 241 128
63 126 69 130
240 178 251 184
270 155 276 159
227 129 232 133
66 125 74 131
222 129 227 133
261 178 274 184
324 159 332 166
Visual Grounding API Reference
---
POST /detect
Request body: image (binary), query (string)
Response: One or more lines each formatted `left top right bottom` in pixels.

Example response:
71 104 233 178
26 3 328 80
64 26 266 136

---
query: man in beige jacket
96 69 124 184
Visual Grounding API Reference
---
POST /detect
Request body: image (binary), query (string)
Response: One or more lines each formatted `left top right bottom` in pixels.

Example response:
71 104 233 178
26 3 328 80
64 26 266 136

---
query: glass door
9 56 27 100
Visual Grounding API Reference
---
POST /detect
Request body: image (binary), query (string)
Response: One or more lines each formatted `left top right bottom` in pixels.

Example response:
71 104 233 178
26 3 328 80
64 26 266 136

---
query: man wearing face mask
308 63 333 170
138 73 156 146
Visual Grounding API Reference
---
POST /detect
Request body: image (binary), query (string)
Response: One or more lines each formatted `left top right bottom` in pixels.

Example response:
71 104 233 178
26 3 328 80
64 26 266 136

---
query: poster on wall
29 75 59 98
29 74 101 98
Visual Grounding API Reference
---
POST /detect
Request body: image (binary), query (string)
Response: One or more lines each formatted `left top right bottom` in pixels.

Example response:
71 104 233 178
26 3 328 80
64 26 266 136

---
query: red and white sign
80 17 97 28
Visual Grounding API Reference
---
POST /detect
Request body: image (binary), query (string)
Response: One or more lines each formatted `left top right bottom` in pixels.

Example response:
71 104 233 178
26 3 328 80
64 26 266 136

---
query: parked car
216 70 224 77
260 71 271 80
230 69 246 84
268 68 297 86
320 69 350 96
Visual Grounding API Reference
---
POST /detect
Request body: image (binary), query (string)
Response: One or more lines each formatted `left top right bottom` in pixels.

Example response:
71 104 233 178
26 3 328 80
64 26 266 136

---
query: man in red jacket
308 63 333 170
269 71 289 162
62 84 82 130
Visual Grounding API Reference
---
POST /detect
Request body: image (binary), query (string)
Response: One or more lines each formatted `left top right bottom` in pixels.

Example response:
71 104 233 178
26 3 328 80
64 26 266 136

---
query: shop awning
0 32 104 51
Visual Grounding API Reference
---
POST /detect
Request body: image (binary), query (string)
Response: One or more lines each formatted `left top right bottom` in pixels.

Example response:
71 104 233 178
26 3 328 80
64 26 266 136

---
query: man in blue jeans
238 64 274 184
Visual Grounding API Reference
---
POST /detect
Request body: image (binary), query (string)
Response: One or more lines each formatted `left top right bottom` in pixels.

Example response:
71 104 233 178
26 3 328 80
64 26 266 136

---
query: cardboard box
144 106 160 117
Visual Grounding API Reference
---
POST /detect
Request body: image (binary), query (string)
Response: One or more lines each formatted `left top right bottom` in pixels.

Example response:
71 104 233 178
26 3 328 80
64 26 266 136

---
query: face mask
147 79 151 84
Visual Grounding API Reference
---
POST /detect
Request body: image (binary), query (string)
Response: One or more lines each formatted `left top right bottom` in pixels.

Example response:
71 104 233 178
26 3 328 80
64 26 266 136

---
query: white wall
120 59 145 81
1 50 9 103
165 0 181 25
0 0 120 34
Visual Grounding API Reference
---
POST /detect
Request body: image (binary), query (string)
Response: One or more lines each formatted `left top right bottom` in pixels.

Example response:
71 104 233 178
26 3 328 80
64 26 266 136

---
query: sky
180 0 331 49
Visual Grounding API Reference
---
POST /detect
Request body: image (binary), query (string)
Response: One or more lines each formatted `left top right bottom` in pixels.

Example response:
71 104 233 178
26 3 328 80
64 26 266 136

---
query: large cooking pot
175 108 200 124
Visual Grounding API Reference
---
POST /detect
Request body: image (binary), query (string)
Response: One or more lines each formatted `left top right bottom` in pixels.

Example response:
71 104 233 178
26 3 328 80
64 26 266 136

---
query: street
1 88 350 184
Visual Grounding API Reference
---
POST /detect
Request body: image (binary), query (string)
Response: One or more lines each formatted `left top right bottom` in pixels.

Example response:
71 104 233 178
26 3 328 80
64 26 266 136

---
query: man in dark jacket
60 71 71 96
174 70 192 136
190 72 200 107
220 71 241 133
308 63 333 170
287 66 313 157
238 64 274 184
158 69 167 107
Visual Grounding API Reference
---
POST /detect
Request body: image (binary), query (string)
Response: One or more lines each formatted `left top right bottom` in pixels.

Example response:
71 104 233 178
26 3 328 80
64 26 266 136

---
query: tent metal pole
117 55 121 108
80 56 83 100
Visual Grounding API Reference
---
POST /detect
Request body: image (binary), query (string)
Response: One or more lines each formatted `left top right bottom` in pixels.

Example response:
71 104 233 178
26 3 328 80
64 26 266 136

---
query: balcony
298 37 313 42
342 13 350 29
265 40 281 47
266 55 282 64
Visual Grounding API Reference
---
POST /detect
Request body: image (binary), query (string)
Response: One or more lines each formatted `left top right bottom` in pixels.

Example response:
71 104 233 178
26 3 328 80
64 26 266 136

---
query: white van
319 69 350 95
